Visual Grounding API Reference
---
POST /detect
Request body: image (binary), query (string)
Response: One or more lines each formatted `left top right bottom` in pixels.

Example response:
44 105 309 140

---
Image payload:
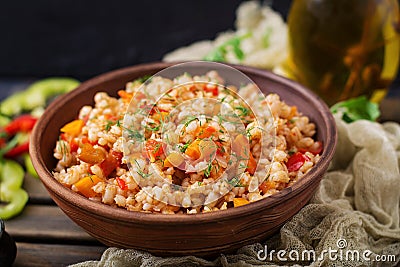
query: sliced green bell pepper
0 77 80 116
0 159 28 220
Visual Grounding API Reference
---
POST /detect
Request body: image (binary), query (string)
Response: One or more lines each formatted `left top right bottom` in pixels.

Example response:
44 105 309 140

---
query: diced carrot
60 120 84 136
246 152 257 175
153 111 169 122
185 139 201 160
233 198 249 207
78 143 106 164
118 90 133 100
198 126 216 139
259 181 276 194
288 106 297 119
74 175 103 198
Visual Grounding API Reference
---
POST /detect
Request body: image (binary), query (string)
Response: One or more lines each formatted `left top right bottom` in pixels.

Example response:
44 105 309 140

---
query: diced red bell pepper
116 177 127 190
203 84 218 96
286 152 310 172
142 139 165 162
4 115 37 135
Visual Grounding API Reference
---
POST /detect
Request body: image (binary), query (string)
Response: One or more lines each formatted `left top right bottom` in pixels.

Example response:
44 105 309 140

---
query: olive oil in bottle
286 0 400 105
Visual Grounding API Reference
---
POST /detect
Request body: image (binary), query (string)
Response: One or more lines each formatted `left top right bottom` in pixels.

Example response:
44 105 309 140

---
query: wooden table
1 78 400 267
7 173 107 266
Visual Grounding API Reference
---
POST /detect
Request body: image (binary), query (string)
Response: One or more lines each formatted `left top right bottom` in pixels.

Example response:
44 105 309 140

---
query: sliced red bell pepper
4 115 37 135
4 142 29 158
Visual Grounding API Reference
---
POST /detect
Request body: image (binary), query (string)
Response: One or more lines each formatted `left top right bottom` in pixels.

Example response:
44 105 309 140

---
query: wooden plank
13 242 106 267
6 205 98 243
23 173 53 204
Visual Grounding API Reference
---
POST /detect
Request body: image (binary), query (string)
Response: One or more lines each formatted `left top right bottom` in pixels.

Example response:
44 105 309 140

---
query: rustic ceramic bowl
30 62 337 257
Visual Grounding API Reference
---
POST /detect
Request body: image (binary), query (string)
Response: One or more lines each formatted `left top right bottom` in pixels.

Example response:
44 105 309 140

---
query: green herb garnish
330 95 380 123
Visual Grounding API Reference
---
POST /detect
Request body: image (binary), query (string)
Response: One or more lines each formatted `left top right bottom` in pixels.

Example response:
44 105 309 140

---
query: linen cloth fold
71 115 400 267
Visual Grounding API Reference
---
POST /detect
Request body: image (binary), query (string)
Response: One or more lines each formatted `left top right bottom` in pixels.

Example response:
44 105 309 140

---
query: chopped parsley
204 162 213 177
134 159 152 179
180 140 191 153
183 116 198 127
235 106 250 117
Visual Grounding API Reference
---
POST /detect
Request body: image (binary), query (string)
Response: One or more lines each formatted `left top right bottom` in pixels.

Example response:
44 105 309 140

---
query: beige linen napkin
71 115 400 267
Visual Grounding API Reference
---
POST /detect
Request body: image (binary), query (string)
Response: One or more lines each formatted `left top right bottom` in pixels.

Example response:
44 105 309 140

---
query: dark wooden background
0 0 291 80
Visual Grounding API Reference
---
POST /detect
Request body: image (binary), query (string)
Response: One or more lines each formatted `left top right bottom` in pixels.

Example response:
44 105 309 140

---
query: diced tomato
215 141 225 156
142 140 165 162
203 84 218 96
69 139 79 153
5 142 29 158
60 133 68 141
286 152 310 172
111 150 123 163
99 150 122 177
5 115 37 135
116 177 127 190
198 126 216 139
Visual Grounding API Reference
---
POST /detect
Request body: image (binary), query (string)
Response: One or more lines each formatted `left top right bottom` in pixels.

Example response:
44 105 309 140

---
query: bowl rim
30 61 337 224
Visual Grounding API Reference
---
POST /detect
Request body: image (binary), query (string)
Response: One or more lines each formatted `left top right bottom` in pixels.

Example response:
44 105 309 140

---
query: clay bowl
30 62 337 257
